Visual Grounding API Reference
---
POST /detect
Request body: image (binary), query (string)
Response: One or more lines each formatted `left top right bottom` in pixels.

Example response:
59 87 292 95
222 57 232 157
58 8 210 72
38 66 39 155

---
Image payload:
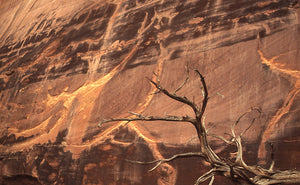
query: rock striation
0 0 299 184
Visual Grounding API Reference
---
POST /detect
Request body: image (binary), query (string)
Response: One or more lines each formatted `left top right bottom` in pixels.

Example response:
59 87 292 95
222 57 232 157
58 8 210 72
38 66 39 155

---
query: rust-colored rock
0 0 299 184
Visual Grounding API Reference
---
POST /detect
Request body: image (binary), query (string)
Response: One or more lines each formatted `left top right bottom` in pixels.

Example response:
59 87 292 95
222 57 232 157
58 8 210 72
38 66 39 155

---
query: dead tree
99 69 300 185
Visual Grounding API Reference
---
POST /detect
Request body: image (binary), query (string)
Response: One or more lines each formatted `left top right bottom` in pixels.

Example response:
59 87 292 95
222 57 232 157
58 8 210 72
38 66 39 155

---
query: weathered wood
100 69 300 184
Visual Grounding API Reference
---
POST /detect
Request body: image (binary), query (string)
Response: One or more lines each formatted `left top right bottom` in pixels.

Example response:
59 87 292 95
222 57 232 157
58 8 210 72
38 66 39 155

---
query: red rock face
0 0 299 184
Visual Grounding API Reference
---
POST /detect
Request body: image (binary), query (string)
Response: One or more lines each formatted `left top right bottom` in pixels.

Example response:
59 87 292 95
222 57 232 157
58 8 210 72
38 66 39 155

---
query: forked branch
126 152 205 172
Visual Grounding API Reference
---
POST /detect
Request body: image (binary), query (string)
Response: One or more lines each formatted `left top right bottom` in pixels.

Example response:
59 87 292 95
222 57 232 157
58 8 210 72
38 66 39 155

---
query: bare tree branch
147 77 201 116
174 66 190 93
99 68 300 184
231 107 261 138
99 114 195 126
192 69 208 120
127 152 205 172
194 168 228 185
207 132 233 145
209 176 215 185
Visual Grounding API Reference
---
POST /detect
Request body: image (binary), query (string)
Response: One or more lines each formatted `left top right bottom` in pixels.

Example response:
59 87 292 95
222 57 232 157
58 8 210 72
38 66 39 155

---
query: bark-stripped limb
99 112 195 126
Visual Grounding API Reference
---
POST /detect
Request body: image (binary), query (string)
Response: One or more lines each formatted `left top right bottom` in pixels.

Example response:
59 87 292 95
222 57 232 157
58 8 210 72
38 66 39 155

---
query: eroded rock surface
0 0 299 184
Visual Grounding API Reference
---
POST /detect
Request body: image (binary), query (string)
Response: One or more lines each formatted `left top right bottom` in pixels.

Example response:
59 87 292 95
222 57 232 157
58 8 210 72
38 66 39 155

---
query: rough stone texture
0 0 299 184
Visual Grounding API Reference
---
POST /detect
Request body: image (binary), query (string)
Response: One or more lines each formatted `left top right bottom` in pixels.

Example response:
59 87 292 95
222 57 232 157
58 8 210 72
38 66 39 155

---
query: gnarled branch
99 68 300 184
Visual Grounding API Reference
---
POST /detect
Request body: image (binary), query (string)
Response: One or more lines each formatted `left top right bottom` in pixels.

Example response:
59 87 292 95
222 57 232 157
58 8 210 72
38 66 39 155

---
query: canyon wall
0 0 299 184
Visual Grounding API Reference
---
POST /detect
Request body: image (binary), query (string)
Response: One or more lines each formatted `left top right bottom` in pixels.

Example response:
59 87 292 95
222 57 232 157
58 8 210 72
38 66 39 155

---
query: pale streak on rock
257 49 300 160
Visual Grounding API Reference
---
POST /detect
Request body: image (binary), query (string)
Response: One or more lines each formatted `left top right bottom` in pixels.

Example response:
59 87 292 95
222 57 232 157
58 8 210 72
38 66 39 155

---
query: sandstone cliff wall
0 0 299 184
